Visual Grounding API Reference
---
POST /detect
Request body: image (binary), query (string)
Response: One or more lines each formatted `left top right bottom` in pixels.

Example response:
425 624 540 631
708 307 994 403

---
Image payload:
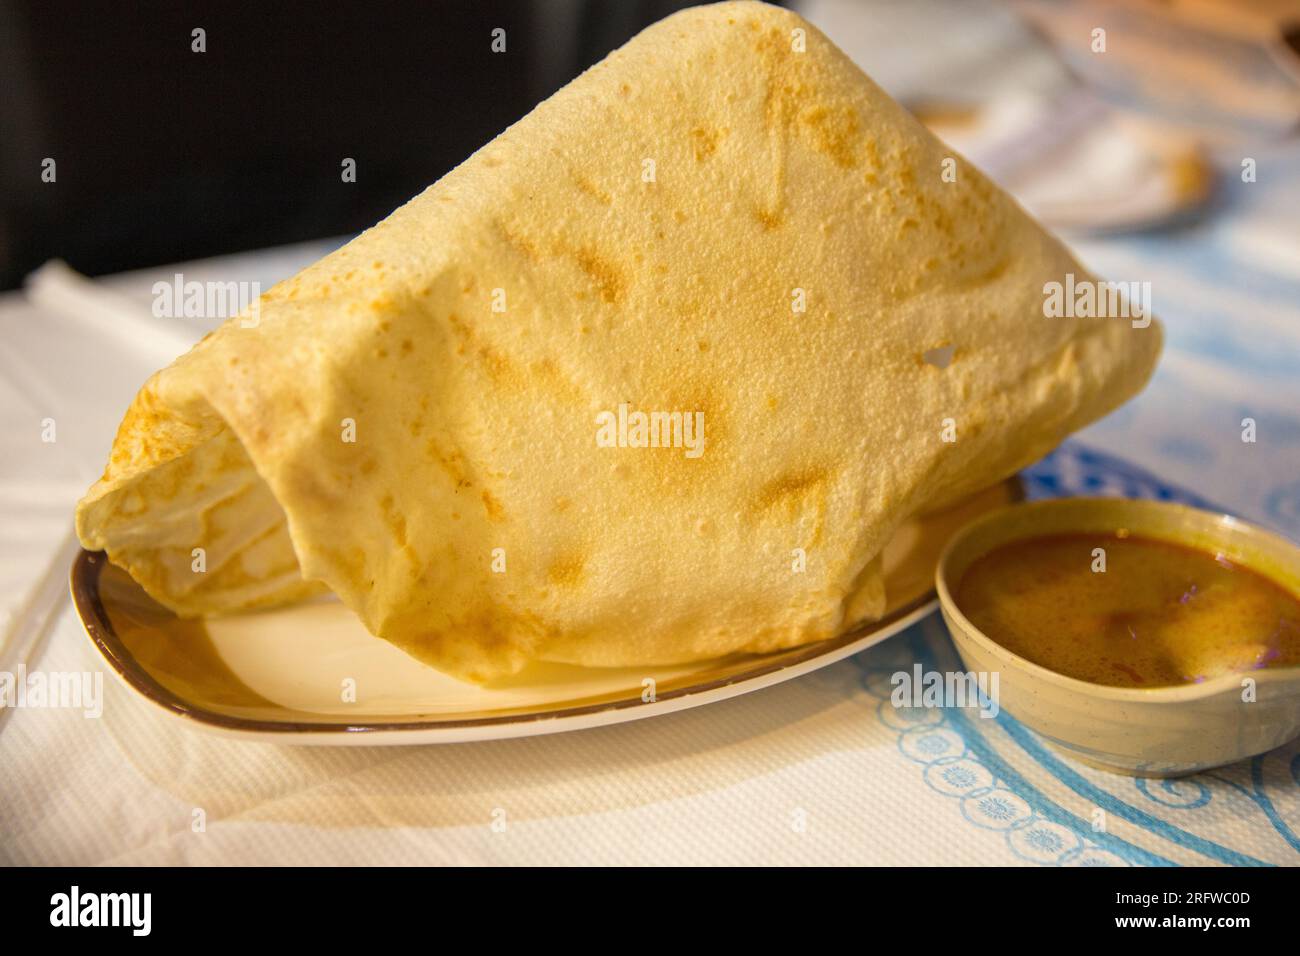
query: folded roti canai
75 1 1161 682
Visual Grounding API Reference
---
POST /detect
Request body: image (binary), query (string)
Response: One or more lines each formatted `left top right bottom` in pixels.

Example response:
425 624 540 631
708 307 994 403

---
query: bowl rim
934 496 1300 703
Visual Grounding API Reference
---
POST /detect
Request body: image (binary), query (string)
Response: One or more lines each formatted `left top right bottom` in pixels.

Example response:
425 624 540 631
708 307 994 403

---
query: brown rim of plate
69 478 1023 735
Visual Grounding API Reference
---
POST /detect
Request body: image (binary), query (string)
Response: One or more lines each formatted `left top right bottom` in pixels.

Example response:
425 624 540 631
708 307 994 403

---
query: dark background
0 0 733 290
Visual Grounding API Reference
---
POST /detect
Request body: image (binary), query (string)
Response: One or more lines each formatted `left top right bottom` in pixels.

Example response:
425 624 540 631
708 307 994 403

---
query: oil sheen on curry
956 532 1300 688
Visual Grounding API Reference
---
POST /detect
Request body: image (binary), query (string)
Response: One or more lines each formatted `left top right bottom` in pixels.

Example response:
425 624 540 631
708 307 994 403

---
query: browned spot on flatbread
754 25 808 227
481 489 506 523
531 358 585 405
570 246 626 304
495 221 540 262
755 206 783 230
752 466 831 546
380 494 408 547
443 311 516 383
547 552 586 587
477 344 513 382
445 312 467 337
690 127 724 161
571 171 612 205
799 105 859 168
427 441 473 490
756 468 827 510
490 223 626 305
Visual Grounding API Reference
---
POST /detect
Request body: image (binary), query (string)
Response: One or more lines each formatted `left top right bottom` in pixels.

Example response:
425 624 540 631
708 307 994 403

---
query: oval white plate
72 479 1018 744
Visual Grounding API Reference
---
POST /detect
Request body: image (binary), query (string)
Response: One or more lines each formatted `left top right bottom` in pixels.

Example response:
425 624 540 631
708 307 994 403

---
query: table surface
2 71 1299 868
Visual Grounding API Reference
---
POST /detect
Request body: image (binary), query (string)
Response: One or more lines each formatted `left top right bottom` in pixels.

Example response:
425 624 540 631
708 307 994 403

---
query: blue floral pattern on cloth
852 440 1300 867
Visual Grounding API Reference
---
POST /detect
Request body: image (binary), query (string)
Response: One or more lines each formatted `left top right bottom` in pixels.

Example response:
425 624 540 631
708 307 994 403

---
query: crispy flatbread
76 1 1161 681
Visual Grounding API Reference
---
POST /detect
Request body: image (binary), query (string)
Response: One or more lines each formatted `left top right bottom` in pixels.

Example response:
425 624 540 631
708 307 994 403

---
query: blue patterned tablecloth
857 443 1297 866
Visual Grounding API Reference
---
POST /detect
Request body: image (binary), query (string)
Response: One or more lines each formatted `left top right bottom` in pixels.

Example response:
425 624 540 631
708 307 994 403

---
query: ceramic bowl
935 497 1300 777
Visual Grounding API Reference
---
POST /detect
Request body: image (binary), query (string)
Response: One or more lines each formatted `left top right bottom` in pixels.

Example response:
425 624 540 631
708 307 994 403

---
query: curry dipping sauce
955 532 1300 688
